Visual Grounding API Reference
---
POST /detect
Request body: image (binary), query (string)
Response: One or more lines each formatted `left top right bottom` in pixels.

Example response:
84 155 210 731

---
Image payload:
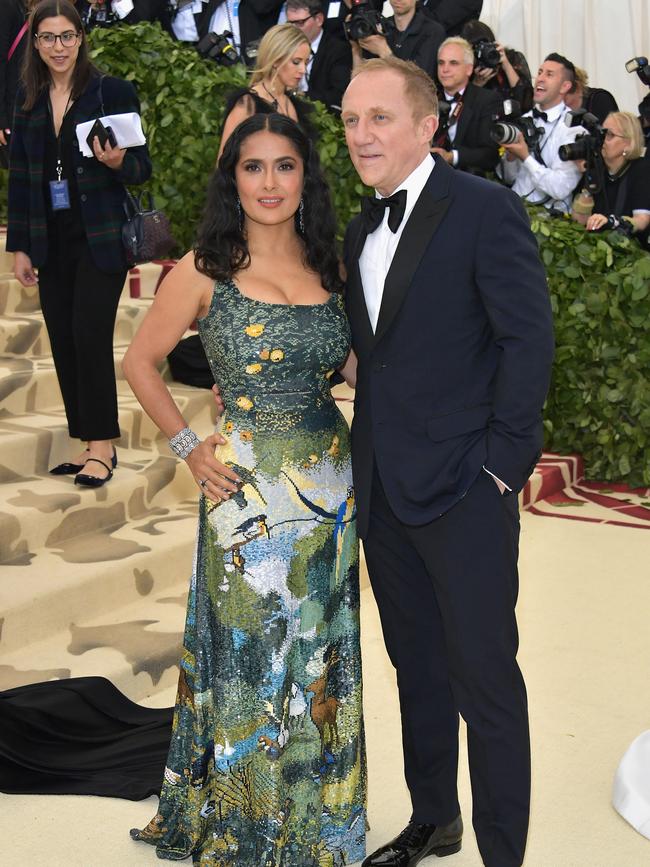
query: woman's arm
338 349 357 388
122 253 241 501
102 78 152 185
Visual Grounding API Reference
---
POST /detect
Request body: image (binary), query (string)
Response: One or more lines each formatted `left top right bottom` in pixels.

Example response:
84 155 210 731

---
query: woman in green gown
123 113 366 866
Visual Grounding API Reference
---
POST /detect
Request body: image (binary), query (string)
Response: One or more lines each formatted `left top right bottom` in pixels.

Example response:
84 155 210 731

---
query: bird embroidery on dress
281 473 356 546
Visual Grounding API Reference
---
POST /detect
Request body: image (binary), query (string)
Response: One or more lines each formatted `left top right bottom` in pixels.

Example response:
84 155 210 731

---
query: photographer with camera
499 53 586 213
77 0 171 32
172 0 284 65
285 0 351 111
461 20 533 114
347 0 444 81
626 56 650 151
430 36 500 175
571 111 650 246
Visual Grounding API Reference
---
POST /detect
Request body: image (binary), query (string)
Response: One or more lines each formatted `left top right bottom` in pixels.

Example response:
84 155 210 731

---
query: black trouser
364 466 530 867
38 236 125 442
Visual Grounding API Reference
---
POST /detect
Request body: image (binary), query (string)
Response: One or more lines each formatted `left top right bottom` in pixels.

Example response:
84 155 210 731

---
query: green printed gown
133 279 366 866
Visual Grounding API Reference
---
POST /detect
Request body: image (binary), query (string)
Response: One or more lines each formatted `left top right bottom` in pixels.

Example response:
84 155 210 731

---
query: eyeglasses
288 14 314 27
35 31 81 48
603 129 628 140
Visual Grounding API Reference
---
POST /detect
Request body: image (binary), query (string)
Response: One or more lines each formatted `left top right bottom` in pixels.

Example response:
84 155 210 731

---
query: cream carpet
2 510 649 867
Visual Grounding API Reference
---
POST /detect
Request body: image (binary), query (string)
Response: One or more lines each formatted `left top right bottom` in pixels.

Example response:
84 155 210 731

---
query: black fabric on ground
0 677 173 800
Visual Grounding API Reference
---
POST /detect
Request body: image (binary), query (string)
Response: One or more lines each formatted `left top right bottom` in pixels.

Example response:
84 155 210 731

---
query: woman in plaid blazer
7 0 151 486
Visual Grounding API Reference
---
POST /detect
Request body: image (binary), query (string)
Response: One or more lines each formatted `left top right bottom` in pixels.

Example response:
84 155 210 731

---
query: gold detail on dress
245 324 265 337
270 349 285 362
236 396 254 411
246 363 263 374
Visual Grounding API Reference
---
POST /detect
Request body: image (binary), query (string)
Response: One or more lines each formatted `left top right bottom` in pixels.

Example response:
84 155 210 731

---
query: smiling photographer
499 53 586 213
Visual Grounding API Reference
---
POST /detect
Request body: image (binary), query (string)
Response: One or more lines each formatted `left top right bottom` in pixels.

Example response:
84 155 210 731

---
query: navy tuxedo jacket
344 159 554 537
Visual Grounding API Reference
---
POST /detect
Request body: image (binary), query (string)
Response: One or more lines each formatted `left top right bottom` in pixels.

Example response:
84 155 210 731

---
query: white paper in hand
76 113 146 157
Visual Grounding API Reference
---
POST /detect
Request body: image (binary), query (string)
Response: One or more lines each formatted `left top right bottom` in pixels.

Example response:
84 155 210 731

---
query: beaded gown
132 278 367 866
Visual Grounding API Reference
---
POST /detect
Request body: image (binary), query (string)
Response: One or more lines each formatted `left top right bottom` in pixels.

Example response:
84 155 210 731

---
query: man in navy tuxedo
341 57 554 867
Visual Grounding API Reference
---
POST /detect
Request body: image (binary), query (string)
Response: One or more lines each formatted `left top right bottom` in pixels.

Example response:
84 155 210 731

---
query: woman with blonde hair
572 110 650 245
218 23 312 157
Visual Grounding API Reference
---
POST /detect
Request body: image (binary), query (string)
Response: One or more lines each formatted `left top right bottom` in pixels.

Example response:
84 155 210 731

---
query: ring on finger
199 478 209 488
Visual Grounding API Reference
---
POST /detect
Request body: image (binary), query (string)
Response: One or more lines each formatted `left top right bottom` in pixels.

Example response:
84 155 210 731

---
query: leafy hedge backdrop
1 22 649 485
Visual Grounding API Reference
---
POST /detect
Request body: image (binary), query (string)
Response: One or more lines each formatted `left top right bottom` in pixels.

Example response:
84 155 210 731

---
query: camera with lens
558 109 605 193
558 109 605 162
344 0 385 42
489 99 544 151
80 0 118 30
626 56 650 87
196 31 241 66
473 39 501 70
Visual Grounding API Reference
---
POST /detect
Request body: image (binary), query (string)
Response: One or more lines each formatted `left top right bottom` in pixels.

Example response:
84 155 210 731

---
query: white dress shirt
359 153 433 332
499 101 585 212
172 0 241 47
298 30 323 93
359 153 511 492
444 87 465 168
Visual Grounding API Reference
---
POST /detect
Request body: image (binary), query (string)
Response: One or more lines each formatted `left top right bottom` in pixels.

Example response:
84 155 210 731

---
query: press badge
49 179 71 210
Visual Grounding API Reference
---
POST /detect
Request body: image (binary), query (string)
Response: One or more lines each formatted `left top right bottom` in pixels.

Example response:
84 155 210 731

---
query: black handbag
122 190 175 266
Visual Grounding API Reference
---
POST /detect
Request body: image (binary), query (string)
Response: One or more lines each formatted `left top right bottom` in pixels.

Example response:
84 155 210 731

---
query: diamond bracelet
169 427 200 459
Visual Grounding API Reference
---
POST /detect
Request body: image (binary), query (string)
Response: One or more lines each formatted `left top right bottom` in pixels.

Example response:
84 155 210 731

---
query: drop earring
298 199 305 234
236 197 243 228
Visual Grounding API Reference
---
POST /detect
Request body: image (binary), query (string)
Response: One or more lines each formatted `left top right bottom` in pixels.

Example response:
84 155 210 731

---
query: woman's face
274 43 311 91
34 15 81 78
235 130 304 229
601 116 631 166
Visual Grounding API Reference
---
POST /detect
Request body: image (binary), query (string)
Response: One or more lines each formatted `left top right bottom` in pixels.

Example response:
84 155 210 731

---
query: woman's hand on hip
14 252 37 287
185 432 242 502
92 135 126 170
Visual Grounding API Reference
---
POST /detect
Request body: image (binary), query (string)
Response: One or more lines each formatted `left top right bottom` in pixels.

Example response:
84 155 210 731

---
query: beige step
0 505 195 659
0 573 189 702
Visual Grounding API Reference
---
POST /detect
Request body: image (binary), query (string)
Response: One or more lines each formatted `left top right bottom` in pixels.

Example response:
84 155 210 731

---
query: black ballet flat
74 452 116 488
49 449 90 475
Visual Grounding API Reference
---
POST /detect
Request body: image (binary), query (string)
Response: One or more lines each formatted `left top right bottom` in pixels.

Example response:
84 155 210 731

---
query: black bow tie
532 107 548 122
360 189 407 234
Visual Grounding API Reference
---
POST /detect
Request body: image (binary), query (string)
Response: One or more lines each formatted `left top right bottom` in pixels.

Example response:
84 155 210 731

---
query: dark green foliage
2 20 649 485
530 207 650 486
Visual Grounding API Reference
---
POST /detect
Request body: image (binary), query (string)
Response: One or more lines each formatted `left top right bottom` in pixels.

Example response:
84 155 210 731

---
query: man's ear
560 78 573 97
419 114 438 143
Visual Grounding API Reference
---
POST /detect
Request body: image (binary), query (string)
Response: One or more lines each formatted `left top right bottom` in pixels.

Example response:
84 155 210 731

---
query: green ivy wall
1 23 649 485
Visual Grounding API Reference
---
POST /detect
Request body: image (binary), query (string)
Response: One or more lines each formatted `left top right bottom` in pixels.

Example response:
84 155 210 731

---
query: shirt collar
310 30 323 54
377 153 434 221
444 86 466 101
535 100 567 122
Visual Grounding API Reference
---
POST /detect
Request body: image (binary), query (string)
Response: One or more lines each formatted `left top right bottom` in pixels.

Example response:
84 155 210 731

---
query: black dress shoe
74 450 117 488
362 815 463 866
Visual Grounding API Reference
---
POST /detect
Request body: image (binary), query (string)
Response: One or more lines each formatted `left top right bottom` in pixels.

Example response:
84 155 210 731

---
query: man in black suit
340 56 554 867
286 0 352 111
431 36 500 175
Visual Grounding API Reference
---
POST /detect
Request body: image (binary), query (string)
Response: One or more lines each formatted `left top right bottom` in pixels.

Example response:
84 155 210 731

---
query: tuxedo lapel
345 216 375 354
373 162 452 345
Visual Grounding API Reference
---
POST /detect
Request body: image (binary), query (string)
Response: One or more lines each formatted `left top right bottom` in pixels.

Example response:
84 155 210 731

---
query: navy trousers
364 466 530 867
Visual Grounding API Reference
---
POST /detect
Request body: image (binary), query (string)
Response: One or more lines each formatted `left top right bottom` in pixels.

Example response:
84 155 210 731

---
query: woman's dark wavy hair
22 0 98 110
195 113 344 294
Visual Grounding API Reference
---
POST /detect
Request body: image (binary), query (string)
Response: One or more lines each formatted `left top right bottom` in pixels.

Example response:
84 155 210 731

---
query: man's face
286 6 323 43
390 0 416 16
534 61 572 109
341 69 437 197
437 43 472 94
